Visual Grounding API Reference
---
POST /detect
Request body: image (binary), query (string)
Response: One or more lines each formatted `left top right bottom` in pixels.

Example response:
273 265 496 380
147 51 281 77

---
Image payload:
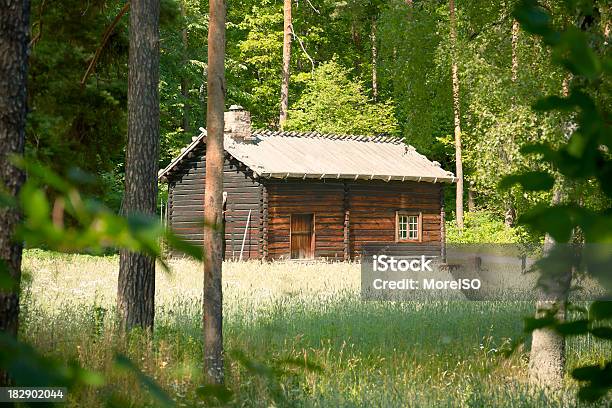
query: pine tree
203 0 226 385
0 0 29 386
117 0 161 331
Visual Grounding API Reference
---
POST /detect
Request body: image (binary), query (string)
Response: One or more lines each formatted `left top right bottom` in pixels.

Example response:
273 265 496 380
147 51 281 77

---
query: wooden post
259 186 264 260
239 209 252 261
440 186 446 263
262 186 269 260
343 183 350 261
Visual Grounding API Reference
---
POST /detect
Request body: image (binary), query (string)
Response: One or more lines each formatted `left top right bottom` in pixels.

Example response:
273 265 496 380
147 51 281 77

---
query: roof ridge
251 128 403 144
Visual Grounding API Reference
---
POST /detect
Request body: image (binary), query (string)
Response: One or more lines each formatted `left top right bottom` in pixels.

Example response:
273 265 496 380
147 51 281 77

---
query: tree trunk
0 0 29 387
180 0 190 133
467 181 475 212
528 187 570 389
117 0 160 332
504 19 520 227
203 0 226 385
371 17 378 101
449 0 464 229
279 0 292 129
528 76 573 388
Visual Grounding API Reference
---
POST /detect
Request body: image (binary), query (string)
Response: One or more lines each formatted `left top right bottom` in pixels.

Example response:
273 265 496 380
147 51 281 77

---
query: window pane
398 215 408 239
408 215 418 240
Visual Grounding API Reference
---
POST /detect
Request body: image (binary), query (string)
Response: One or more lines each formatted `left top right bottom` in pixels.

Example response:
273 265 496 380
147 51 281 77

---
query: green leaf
499 172 554 191
555 319 589 336
577 385 610 403
556 28 602 80
572 364 604 381
21 184 51 225
524 315 557 332
165 231 204 261
590 326 612 340
519 206 574 242
590 301 612 321
533 96 575 112
0 260 15 291
520 143 558 162
13 156 72 192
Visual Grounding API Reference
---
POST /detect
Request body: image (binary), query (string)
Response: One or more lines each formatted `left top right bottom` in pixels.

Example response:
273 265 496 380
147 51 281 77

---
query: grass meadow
19 250 611 407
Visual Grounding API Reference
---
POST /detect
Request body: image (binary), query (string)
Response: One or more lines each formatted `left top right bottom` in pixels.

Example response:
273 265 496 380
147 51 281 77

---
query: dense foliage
504 0 611 401
2 0 609 403
284 60 398 135
445 211 529 244
26 0 608 239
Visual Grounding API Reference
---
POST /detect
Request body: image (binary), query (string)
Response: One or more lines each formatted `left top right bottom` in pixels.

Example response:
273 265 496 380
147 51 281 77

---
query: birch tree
449 0 464 228
180 0 190 133
371 16 378 100
279 0 292 128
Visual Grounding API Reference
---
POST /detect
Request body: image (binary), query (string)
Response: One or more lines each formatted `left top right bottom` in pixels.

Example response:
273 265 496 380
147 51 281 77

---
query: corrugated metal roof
158 129 456 183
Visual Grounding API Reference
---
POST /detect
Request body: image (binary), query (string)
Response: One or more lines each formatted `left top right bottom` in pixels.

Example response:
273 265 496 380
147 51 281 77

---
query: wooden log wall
348 181 443 258
266 181 345 260
264 179 444 260
167 147 263 260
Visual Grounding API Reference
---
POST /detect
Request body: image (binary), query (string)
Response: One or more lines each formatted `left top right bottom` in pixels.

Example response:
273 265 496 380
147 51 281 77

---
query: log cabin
158 106 456 261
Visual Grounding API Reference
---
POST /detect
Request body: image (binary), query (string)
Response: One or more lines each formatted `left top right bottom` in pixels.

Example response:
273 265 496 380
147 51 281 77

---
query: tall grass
19 250 610 407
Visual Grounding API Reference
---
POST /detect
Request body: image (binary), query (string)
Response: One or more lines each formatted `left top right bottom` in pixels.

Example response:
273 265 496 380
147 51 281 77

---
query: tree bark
467 181 475 212
449 0 464 229
528 187 570 389
528 74 574 389
503 19 520 227
279 0 292 129
0 0 29 387
203 0 225 385
180 0 190 133
371 17 378 101
117 0 160 332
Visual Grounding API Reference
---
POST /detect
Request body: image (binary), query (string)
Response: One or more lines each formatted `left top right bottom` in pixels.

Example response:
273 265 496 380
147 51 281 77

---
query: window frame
395 211 422 242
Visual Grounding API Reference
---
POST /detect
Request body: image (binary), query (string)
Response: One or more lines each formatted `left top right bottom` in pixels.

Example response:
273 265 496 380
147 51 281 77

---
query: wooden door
290 214 314 259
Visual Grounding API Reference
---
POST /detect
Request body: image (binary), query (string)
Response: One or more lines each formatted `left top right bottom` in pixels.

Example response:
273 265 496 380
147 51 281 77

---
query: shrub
446 211 532 244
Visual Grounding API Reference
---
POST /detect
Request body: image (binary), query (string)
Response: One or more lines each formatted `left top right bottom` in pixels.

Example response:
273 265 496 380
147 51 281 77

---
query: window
396 212 421 242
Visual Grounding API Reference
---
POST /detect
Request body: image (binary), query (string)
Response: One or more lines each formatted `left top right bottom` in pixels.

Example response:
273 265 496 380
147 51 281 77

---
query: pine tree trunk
117 0 160 332
371 17 378 101
203 0 226 385
180 0 190 133
528 187 569 389
449 0 464 229
0 0 29 387
279 0 292 129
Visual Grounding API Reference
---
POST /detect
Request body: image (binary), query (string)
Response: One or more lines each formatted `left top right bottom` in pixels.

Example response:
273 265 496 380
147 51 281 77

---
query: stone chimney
224 105 254 143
